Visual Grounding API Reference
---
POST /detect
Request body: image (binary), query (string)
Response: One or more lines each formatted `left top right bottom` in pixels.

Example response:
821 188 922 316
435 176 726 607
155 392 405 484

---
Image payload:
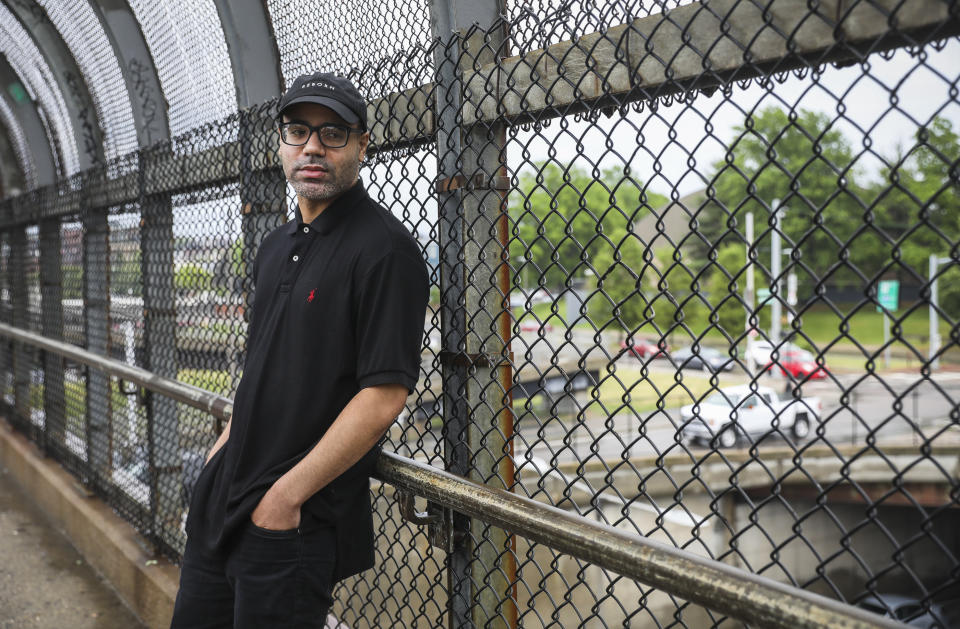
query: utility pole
929 254 951 370
770 200 783 344
745 212 756 373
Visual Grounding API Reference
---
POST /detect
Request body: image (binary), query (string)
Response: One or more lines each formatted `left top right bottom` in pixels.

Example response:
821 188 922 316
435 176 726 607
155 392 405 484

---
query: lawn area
794 303 952 350
516 298 956 363
590 367 732 414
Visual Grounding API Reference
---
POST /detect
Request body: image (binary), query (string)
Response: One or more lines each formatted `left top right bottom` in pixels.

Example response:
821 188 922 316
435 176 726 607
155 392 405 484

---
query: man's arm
250 383 407 530
205 419 232 464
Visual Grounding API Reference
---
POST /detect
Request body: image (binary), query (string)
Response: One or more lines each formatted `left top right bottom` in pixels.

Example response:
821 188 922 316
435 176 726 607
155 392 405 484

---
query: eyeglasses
278 122 363 148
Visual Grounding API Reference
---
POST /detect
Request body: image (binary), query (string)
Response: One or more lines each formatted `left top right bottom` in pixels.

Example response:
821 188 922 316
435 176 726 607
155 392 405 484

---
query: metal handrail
0 322 898 629
0 322 233 422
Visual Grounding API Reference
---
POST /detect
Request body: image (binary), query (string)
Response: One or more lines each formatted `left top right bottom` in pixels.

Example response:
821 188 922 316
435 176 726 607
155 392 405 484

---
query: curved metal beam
0 55 56 187
88 0 168 146
212 0 283 107
2 0 105 170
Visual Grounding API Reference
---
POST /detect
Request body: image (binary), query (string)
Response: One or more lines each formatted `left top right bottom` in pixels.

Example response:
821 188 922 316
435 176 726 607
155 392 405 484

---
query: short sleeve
354 249 429 393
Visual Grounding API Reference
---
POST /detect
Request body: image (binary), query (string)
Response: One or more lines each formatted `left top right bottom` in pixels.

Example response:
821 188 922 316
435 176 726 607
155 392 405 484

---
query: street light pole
929 254 951 370
771 200 783 344
745 212 756 373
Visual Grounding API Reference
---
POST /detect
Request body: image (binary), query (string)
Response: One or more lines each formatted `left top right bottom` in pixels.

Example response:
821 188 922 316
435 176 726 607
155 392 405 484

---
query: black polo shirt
186 180 429 581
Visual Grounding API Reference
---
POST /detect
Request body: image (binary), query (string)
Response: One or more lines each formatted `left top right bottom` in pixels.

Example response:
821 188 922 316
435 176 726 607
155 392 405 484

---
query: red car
769 347 828 379
620 338 668 359
518 320 554 333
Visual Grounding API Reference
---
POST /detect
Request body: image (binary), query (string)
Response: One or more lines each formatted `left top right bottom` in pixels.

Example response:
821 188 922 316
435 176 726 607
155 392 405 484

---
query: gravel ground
0 467 144 629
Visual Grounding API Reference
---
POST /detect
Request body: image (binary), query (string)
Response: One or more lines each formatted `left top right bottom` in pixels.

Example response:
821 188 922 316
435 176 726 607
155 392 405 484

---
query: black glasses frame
278 121 364 148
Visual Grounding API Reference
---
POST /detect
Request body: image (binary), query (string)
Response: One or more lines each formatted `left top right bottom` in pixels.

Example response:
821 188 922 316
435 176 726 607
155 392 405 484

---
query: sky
170 31 959 243
508 39 960 199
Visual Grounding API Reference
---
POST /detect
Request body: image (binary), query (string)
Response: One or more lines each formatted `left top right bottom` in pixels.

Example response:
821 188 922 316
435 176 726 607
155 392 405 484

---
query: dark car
620 338 668 359
671 346 734 373
858 593 959 627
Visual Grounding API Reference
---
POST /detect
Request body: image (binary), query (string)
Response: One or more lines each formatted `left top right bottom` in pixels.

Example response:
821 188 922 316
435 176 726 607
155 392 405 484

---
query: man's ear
358 131 370 161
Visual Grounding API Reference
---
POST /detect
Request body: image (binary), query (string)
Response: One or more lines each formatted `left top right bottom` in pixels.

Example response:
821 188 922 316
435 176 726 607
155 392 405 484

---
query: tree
511 162 667 290
856 117 960 316
707 107 866 300
703 243 771 339
510 162 667 332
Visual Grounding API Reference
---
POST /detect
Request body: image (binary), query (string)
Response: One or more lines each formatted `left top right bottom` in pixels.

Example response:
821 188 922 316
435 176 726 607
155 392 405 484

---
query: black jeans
170 521 337 628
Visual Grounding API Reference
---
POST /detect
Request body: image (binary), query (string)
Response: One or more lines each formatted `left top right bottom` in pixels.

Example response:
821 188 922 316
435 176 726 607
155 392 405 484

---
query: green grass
790 303 951 348
515 296 955 361
177 369 235 395
592 368 719 413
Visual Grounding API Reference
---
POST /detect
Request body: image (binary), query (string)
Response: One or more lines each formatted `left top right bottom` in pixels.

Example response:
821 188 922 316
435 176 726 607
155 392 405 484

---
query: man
171 72 430 628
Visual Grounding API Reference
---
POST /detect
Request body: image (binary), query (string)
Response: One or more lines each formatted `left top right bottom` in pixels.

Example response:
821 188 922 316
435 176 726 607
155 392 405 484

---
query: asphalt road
410 323 960 465
509 366 960 465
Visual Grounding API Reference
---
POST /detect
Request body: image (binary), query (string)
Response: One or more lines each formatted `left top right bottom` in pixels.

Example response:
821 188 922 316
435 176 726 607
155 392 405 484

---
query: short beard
289 161 359 201
290 178 348 201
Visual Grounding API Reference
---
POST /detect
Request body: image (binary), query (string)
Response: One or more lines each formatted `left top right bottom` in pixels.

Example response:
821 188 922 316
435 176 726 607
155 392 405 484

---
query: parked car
680 384 821 448
518 320 554 333
747 340 828 380
858 593 960 627
620 338 668 359
746 340 774 366
671 346 734 373
772 347 828 379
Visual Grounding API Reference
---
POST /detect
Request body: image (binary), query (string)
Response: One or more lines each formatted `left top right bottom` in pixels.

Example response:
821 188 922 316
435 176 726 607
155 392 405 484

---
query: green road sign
877 280 899 312
757 288 770 301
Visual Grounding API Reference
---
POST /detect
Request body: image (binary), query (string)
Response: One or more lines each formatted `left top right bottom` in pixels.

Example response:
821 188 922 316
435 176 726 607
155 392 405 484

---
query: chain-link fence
0 0 958 626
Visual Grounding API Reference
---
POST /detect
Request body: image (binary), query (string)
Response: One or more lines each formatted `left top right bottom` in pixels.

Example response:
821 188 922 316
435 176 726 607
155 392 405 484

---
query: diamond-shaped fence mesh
0 0 958 626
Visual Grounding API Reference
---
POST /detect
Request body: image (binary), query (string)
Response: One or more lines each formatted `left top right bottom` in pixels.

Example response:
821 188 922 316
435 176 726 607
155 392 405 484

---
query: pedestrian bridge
1 0 959 627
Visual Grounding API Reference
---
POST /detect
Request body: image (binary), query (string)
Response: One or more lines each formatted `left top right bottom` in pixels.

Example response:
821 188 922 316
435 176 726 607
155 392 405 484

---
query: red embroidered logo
307 288 316 303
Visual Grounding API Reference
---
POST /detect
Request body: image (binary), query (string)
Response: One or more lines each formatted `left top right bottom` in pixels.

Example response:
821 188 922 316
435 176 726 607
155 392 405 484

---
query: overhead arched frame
88 0 169 146
212 0 283 108
2 0 106 170
0 54 56 188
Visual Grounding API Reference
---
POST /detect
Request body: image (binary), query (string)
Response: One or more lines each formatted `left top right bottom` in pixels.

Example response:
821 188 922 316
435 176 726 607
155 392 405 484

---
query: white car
680 384 821 448
746 340 774 366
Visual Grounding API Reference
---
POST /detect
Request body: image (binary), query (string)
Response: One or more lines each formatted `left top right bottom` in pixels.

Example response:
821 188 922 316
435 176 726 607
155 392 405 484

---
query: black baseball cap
277 72 367 130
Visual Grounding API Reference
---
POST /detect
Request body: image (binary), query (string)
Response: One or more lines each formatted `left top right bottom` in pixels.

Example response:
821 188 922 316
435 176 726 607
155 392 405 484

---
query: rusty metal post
429 0 516 626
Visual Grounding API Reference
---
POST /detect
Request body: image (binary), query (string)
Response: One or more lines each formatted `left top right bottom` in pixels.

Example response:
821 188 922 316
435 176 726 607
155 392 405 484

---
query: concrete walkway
0 466 145 628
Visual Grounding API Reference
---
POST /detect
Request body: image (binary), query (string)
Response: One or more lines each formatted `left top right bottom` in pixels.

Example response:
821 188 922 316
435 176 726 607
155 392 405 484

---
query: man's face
278 103 369 204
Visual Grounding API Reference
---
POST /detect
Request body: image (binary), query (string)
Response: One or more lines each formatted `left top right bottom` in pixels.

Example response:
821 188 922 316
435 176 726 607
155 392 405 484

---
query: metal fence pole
9 223 29 425
929 253 942 370
140 188 180 547
238 107 286 398
38 216 66 447
83 203 112 481
430 6 474 625
430 0 516 626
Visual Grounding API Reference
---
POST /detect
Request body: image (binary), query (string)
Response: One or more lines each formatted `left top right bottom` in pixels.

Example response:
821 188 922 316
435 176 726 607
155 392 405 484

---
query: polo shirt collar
288 179 367 236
